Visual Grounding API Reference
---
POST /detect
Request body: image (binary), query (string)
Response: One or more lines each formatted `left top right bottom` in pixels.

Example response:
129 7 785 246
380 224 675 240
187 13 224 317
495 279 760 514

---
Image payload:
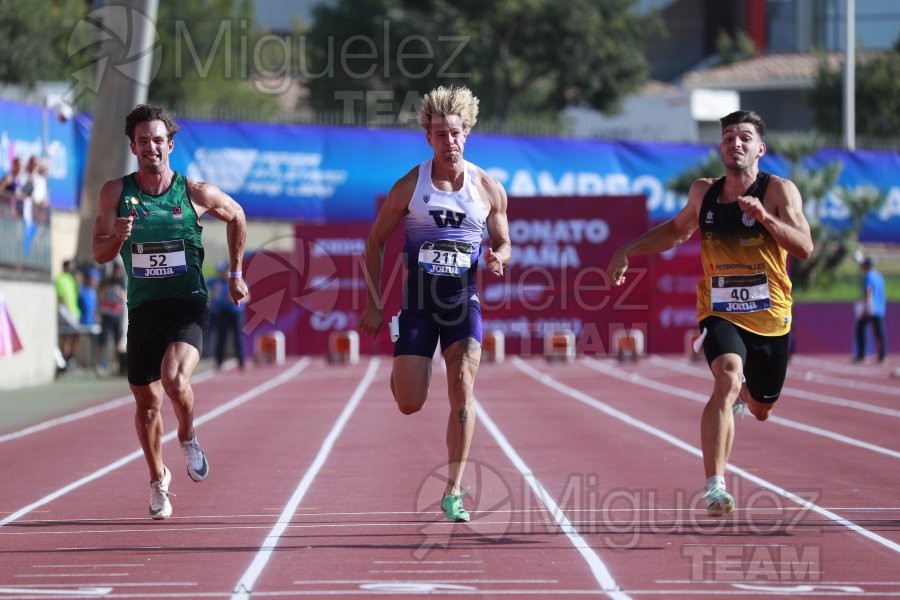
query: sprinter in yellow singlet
606 110 813 517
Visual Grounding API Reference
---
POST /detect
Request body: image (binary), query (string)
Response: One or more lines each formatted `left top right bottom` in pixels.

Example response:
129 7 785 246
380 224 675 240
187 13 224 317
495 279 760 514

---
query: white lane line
0 359 311 528
0 368 224 444
792 371 900 397
14 573 127 578
0 582 194 587
0 397 133 444
14 505 894 523
0 359 243 443
370 570 485 574
475 397 631 600
792 355 887 378
589 357 900 459
32 564 144 568
650 355 900 418
0 587 113 596
230 357 379 600
512 357 900 556
7 508 897 540
371 561 483 565
657 579 900 585
293 579 560 584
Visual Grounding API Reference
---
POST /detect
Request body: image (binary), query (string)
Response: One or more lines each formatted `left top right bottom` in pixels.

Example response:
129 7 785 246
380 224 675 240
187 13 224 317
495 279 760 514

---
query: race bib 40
710 273 771 313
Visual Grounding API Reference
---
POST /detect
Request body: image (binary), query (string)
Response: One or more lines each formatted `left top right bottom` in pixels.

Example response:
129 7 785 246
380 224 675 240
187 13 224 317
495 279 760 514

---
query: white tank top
404 159 489 263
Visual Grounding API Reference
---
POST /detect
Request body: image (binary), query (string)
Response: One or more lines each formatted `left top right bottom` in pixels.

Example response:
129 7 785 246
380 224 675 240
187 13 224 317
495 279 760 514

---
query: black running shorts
699 315 790 404
126 298 209 386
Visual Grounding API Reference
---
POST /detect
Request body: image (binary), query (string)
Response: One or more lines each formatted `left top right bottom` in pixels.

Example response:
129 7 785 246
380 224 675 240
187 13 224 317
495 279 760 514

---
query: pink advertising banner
241 195 707 357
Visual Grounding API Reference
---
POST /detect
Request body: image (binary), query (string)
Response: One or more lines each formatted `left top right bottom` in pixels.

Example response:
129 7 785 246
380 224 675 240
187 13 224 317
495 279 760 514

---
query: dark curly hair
124 104 180 142
720 110 766 138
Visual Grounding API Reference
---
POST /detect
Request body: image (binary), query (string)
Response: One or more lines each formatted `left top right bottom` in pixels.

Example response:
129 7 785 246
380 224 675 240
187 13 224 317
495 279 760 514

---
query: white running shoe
149 467 173 520
180 434 210 482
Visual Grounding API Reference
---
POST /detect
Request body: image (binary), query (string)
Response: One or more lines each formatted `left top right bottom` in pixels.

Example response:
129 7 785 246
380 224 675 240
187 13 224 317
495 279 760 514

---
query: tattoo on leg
459 408 468 424
448 339 481 368
460 354 480 367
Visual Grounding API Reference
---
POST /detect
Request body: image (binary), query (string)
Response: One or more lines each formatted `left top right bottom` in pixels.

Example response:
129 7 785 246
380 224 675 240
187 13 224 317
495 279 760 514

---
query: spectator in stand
98 262 127 375
0 156 23 217
20 155 49 226
16 156 48 255
78 268 101 373
55 259 82 371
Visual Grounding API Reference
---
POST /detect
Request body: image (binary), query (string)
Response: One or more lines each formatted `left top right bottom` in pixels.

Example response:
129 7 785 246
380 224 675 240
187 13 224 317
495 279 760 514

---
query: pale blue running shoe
704 485 735 517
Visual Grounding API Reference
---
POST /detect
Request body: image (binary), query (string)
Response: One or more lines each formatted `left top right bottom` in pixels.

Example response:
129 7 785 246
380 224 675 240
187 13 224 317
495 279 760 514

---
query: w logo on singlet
429 210 465 228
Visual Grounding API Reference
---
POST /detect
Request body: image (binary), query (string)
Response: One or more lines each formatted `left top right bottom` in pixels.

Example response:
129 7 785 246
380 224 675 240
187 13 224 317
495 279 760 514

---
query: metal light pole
75 0 160 261
843 0 855 151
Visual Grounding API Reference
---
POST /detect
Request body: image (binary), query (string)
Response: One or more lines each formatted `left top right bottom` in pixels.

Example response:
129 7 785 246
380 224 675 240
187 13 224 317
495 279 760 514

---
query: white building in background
563 85 738 142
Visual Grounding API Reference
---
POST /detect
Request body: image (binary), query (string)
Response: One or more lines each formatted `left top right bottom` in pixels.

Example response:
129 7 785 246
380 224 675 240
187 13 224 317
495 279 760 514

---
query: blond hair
417 86 479 132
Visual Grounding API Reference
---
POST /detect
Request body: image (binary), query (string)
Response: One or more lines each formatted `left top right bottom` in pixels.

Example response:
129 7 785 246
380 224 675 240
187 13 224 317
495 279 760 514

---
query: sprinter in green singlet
92 104 248 520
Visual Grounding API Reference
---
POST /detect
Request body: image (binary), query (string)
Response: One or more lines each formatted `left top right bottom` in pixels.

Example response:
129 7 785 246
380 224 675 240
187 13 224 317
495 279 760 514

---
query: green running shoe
704 485 735 517
441 490 470 522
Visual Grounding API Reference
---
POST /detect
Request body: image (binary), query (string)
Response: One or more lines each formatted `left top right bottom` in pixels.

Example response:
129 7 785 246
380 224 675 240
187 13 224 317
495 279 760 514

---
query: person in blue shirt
855 256 887 364
78 268 101 372
208 261 247 369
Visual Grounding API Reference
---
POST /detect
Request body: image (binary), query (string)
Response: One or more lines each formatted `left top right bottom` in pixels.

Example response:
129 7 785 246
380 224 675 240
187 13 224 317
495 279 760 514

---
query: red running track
0 354 898 599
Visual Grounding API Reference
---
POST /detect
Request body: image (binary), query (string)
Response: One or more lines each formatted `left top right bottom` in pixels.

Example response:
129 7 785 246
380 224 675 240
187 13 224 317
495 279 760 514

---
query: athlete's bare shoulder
468 162 505 204
691 177 718 192
685 177 718 208
385 165 419 205
762 173 802 212
396 164 420 186
765 173 799 194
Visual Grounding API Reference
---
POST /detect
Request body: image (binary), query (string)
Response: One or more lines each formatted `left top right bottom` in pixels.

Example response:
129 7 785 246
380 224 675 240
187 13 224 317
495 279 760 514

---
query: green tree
667 150 722 194
759 134 884 291
714 28 758 66
300 0 663 126
0 0 280 117
0 0 88 87
809 40 900 137
151 0 280 118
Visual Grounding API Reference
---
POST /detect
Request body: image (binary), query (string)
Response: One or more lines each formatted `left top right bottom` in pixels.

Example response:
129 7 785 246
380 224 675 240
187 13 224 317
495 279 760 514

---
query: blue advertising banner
0 99 81 211
4 98 898 242
172 119 900 242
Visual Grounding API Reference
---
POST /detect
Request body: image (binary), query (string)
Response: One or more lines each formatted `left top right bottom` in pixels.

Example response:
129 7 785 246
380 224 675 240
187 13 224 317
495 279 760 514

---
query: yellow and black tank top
696 172 792 336
118 172 208 310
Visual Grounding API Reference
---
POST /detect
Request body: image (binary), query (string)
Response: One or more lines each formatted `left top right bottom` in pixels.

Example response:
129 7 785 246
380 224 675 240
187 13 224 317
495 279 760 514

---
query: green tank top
118 172 208 310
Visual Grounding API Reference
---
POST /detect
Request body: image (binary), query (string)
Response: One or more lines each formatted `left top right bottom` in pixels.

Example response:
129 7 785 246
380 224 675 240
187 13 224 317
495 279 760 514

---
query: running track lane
0 355 898 597
232 357 628 598
503 355 900 597
1 358 627 598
